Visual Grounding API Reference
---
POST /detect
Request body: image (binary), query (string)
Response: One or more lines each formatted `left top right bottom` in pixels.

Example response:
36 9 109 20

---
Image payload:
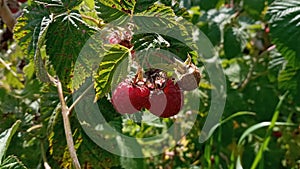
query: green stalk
250 91 288 169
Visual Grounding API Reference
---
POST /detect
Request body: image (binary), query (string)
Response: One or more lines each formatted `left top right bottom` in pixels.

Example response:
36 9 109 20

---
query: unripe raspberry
177 66 201 91
109 36 121 44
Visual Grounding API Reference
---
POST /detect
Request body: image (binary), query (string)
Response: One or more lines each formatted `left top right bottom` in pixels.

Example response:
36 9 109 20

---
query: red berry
272 131 282 138
129 83 151 110
149 79 183 118
111 81 150 114
265 27 270 33
9 7 19 14
112 82 137 114
148 91 167 115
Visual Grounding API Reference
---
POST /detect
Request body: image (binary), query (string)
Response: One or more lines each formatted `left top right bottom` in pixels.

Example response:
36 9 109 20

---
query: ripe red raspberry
111 81 150 114
272 131 282 138
149 79 183 118
129 83 151 110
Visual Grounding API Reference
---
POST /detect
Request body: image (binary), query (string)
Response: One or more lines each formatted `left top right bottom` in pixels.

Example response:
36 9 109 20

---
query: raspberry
109 36 121 44
149 79 183 118
111 81 150 114
129 83 151 110
177 67 201 91
174 55 201 91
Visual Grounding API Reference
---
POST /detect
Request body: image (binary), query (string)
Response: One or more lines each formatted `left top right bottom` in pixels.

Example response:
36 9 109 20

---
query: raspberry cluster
111 69 184 118
107 27 201 118
106 25 134 55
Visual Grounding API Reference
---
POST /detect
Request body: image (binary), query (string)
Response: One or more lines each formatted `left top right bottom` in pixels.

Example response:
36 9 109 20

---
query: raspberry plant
0 0 300 169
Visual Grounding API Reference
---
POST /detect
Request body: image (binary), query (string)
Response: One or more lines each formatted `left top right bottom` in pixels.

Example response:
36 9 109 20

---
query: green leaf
0 120 21 163
224 58 249 83
278 65 300 91
95 0 131 23
199 0 224 11
94 0 164 23
78 132 121 168
238 121 294 145
159 0 191 19
224 26 247 59
204 111 256 141
134 0 156 13
94 44 130 100
0 155 27 169
13 2 55 83
200 22 221 46
138 3 175 17
236 92 293 169
4 70 24 89
132 5 196 60
44 0 83 14
14 3 51 57
198 8 235 46
34 16 53 83
45 10 95 86
278 65 300 104
243 0 265 19
267 0 300 67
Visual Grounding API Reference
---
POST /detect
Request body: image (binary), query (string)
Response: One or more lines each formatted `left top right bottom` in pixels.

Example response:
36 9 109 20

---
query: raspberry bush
0 0 300 169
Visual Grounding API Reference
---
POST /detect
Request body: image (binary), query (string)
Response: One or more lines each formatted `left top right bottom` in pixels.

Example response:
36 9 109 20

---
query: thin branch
0 56 18 77
238 62 254 91
238 45 276 91
0 0 17 31
40 141 52 169
51 77 81 169
69 83 93 113
80 14 105 28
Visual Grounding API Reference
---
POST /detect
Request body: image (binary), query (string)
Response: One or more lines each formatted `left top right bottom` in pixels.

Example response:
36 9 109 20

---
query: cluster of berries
106 26 201 118
111 69 183 118
111 65 200 118
106 25 134 52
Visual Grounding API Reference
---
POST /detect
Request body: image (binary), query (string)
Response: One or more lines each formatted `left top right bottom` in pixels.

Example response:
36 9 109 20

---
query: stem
238 61 254 91
0 0 17 31
80 14 104 28
69 83 93 113
40 141 51 169
53 78 81 169
238 45 276 91
250 91 288 169
0 56 18 77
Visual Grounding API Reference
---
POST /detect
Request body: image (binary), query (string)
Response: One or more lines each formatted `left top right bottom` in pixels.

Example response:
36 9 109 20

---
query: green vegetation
0 0 300 168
